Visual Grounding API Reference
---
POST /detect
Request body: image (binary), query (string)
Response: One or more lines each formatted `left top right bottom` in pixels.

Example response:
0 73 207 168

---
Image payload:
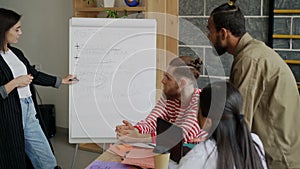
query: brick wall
273 0 300 86
179 0 300 90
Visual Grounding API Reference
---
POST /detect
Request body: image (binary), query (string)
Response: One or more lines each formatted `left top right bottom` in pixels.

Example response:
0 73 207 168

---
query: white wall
1 0 73 128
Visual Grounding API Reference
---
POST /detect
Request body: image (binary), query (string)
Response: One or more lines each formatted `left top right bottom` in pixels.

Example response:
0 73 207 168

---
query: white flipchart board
69 18 157 143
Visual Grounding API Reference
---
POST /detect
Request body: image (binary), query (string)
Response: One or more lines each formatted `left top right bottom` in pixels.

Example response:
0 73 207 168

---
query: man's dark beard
165 93 180 100
215 35 227 56
163 88 180 100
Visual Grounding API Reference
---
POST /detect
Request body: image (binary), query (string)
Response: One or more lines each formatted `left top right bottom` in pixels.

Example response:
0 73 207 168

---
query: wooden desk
90 150 139 169
96 150 122 162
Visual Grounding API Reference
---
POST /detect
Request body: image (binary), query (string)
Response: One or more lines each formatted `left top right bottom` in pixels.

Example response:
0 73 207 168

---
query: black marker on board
69 78 79 81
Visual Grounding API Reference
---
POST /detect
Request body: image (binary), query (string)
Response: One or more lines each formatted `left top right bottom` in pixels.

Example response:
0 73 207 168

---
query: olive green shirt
230 33 300 169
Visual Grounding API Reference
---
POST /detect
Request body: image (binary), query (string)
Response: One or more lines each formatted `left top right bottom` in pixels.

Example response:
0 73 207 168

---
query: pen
69 78 79 81
147 143 156 147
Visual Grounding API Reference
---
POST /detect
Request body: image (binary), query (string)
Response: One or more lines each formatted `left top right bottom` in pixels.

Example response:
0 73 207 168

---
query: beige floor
50 128 101 169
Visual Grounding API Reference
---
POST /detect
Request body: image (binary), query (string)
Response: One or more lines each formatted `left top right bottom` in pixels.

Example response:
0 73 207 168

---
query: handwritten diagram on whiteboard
69 18 157 143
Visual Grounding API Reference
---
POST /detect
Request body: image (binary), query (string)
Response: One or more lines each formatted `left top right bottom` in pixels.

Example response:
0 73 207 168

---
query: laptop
154 118 184 164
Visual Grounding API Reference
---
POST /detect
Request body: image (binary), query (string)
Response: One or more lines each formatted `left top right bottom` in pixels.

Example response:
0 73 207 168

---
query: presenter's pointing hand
62 74 78 84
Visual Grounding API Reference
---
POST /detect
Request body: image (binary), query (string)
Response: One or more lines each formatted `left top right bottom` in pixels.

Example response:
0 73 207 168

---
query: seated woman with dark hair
170 81 268 169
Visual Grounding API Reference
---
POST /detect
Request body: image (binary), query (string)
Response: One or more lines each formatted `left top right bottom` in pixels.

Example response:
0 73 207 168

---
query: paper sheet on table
122 157 154 169
109 144 133 156
85 160 130 169
121 148 155 168
126 148 154 158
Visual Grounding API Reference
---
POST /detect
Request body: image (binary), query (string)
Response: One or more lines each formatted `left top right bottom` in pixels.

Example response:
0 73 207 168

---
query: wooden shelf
76 6 146 12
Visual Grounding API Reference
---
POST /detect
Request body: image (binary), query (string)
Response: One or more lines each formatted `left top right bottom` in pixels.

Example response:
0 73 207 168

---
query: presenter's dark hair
199 81 265 169
0 8 21 51
210 0 246 37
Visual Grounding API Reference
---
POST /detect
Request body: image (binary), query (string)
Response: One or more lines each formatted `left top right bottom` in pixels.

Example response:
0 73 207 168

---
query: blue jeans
21 97 57 169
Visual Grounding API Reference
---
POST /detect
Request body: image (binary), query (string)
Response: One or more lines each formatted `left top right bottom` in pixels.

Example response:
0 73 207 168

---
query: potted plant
105 9 119 18
105 10 128 18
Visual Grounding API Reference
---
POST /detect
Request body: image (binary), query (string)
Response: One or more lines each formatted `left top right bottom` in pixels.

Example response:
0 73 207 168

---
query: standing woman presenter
0 8 76 169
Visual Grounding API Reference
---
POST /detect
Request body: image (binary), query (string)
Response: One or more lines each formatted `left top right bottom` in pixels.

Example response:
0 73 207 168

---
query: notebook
154 118 184 164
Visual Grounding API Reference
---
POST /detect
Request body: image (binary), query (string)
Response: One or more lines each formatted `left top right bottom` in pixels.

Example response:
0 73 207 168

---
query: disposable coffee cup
154 152 170 169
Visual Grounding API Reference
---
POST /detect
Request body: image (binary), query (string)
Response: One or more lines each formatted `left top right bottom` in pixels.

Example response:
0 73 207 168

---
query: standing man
206 1 300 168
116 56 206 143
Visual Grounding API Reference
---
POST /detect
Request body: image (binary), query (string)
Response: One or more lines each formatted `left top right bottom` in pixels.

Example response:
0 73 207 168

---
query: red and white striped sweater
134 89 207 143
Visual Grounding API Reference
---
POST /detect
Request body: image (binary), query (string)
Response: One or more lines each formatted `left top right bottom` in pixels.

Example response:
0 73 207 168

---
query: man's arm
115 97 168 142
134 97 169 134
230 57 265 128
116 120 152 142
117 128 152 143
115 120 135 134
